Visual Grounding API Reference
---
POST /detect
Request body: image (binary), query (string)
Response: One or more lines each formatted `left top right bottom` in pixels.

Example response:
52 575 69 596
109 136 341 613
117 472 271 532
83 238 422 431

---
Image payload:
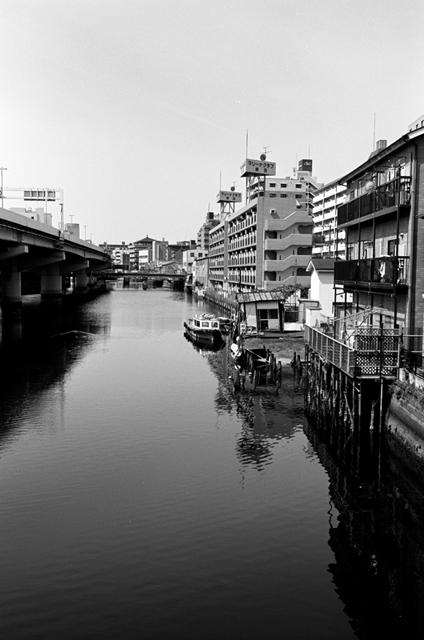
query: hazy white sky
1 0 423 245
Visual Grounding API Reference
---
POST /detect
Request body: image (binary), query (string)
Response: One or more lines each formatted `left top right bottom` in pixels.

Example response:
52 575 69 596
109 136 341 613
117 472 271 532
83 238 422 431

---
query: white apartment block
209 158 322 293
312 179 346 259
182 248 207 274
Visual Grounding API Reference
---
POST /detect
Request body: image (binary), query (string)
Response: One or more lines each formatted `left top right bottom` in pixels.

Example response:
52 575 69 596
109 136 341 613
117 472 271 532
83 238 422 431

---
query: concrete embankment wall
198 288 238 315
385 380 424 479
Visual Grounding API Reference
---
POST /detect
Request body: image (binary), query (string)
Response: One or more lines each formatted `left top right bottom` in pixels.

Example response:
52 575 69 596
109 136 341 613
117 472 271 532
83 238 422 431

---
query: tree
271 283 303 301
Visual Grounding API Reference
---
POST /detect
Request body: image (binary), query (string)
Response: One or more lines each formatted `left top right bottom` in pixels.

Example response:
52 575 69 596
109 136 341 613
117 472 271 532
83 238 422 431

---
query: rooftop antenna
373 112 376 151
246 129 249 158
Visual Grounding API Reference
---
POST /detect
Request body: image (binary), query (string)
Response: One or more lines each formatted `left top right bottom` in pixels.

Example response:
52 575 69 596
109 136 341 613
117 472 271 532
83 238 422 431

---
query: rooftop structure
209 157 322 293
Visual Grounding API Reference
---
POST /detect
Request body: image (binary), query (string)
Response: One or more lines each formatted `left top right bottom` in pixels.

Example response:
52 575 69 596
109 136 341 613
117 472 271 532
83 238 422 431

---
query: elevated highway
0 207 110 307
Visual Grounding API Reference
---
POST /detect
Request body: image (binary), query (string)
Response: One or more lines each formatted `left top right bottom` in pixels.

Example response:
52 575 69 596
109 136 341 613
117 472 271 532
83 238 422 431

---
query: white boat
183 313 223 345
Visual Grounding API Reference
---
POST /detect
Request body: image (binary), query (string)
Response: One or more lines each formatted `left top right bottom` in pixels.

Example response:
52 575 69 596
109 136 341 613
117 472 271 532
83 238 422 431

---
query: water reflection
188 329 424 637
197 340 306 471
305 420 424 638
0 295 111 442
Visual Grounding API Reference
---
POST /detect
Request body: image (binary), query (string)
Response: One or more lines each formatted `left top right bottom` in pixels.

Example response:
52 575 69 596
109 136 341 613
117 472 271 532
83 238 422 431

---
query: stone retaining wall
385 380 424 480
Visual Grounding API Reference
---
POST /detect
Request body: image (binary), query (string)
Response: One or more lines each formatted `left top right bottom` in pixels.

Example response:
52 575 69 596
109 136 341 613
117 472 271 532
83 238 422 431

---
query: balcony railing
305 325 400 378
312 234 326 246
334 256 409 287
338 176 411 226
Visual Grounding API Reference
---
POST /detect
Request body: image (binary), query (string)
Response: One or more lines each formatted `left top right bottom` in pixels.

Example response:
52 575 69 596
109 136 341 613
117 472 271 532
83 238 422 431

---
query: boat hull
184 327 224 350
183 323 222 343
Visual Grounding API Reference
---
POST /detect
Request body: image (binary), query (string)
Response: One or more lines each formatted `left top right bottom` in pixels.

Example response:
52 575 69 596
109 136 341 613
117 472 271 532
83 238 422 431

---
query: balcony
264 233 311 251
334 256 409 292
263 275 310 290
265 210 312 231
312 234 326 246
338 176 411 226
264 255 310 271
305 325 400 378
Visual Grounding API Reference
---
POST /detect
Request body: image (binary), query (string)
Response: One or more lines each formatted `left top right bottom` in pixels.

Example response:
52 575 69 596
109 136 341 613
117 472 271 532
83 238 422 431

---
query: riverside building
209 157 322 293
311 179 346 259
332 124 424 364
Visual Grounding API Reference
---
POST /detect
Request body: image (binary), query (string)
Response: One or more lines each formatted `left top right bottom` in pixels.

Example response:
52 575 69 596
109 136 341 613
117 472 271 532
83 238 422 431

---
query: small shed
303 258 335 327
237 291 285 332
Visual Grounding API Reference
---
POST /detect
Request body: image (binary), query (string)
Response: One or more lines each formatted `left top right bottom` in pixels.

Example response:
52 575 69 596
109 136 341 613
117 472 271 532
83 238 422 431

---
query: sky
1 0 424 246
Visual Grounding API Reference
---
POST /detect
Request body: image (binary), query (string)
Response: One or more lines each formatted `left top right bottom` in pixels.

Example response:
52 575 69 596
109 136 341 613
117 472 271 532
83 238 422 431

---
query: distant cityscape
95 111 424 307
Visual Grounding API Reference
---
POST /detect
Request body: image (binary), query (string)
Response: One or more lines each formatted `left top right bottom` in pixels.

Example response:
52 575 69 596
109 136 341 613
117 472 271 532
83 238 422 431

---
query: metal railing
305 325 400 378
334 256 409 286
338 176 411 225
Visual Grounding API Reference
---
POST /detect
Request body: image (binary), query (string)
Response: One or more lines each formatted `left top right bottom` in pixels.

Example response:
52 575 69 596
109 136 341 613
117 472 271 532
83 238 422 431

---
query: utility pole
0 167 7 208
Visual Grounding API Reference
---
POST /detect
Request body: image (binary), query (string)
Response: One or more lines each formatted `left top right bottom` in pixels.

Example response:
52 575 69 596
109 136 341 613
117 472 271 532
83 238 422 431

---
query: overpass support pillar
74 269 88 293
41 263 63 298
1 259 22 309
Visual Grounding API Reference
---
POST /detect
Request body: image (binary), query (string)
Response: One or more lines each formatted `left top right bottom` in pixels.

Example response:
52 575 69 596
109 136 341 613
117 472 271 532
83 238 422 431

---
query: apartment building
182 248 206 273
209 157 321 293
128 236 168 269
168 240 196 264
334 125 424 359
196 210 219 252
99 241 130 269
312 179 346 259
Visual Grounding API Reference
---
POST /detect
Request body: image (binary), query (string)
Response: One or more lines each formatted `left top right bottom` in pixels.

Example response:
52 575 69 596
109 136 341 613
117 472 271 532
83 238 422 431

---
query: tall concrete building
196 210 219 252
311 179 346 259
209 156 321 293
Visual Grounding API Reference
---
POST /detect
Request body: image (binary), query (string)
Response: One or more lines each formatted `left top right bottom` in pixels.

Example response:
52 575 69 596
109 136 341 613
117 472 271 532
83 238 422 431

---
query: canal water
0 290 423 639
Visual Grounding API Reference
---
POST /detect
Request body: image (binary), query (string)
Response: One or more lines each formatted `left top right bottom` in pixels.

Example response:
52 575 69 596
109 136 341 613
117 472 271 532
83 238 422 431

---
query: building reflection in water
306 416 424 638
193 341 306 470
0 295 112 443
192 337 424 637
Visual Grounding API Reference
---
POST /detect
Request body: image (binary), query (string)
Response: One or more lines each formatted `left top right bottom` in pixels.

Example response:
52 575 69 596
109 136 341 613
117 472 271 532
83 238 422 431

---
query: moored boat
183 313 223 345
217 316 234 334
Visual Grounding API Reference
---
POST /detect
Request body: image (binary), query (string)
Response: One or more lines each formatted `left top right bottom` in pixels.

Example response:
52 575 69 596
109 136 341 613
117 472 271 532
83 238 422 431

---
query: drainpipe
406 140 418 353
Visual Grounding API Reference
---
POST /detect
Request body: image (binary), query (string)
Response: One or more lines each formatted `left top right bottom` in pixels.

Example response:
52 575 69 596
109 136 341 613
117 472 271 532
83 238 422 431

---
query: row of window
229 234 257 250
267 182 303 189
228 216 257 235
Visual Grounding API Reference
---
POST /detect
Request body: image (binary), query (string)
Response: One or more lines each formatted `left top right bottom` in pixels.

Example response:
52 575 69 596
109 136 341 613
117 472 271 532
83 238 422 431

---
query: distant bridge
0 207 110 307
98 270 187 281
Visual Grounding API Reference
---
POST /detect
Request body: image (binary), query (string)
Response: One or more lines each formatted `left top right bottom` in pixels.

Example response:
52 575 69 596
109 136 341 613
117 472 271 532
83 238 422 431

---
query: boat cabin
193 314 220 331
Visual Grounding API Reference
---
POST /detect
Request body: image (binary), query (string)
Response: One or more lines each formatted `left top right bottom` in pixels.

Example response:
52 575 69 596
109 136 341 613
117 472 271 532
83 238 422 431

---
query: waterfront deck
305 325 400 379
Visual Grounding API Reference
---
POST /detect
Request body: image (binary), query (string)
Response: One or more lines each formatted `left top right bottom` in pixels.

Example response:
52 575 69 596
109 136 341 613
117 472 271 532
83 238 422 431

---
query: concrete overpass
0 207 110 308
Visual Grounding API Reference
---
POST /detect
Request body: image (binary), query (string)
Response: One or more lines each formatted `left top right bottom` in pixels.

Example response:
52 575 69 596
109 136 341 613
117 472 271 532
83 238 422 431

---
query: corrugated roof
307 258 336 272
237 291 285 303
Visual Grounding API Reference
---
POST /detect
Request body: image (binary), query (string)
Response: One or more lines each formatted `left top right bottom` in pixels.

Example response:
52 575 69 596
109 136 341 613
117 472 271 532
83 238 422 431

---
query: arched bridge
0 207 110 308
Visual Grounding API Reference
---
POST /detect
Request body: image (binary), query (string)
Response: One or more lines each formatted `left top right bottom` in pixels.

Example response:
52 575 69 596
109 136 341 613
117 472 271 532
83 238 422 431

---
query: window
269 182 276 187
388 239 396 256
296 184 302 189
280 183 287 188
269 193 276 198
280 194 287 198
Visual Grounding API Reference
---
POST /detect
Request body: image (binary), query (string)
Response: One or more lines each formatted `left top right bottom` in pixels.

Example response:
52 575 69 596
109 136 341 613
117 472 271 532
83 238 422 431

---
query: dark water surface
0 290 422 639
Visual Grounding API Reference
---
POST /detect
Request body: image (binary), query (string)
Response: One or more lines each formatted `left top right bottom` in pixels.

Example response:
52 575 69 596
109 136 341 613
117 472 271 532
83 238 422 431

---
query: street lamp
0 167 7 208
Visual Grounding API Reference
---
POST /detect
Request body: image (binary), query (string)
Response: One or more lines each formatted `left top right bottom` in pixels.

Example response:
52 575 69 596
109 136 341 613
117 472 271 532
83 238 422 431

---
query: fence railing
305 325 400 378
337 176 411 225
334 256 409 286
